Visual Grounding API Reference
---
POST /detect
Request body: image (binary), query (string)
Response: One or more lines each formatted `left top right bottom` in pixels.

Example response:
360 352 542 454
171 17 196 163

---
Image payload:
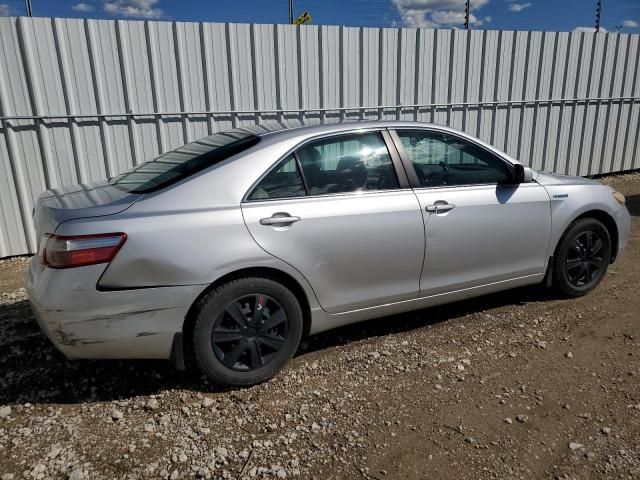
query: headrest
336 155 365 172
298 147 321 166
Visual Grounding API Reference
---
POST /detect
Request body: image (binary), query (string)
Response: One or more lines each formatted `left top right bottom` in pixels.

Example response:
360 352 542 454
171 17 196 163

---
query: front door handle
425 202 455 213
260 213 301 226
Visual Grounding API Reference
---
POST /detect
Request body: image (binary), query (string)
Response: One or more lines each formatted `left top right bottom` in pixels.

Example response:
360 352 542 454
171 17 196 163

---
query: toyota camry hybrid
27 121 631 386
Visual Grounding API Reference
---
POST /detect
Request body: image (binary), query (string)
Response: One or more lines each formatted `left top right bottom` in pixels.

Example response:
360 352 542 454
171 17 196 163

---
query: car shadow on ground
625 194 640 217
0 285 558 406
300 284 557 355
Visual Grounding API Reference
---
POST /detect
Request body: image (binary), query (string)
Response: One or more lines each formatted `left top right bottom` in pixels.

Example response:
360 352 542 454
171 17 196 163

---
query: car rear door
390 128 552 297
241 129 425 314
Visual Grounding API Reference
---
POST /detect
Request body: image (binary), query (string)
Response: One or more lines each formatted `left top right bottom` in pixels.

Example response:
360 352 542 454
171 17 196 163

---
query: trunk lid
34 181 142 237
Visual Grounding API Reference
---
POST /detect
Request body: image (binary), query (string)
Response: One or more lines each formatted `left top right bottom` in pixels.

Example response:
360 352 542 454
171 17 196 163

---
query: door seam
410 188 428 299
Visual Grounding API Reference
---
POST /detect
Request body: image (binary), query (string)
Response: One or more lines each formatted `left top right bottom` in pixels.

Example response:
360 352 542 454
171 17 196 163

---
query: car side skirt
308 273 545 335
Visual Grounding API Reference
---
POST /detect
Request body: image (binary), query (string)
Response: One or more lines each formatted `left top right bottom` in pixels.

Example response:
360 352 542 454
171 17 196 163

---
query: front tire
552 218 611 298
192 277 303 386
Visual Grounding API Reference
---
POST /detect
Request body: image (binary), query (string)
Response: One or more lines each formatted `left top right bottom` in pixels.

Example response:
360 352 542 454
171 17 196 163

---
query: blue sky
0 0 638 33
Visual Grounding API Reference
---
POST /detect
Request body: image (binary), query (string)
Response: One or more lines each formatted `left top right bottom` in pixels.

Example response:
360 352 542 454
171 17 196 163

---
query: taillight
41 233 127 269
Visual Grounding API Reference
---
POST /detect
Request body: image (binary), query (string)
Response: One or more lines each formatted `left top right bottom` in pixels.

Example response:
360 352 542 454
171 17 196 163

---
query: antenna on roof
464 0 470 30
595 0 602 33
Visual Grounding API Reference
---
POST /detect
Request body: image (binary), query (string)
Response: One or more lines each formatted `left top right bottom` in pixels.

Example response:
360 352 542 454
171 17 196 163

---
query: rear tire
192 277 303 386
552 218 611 298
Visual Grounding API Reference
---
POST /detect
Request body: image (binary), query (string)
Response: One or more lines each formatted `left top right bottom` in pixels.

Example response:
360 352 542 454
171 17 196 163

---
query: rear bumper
26 257 204 360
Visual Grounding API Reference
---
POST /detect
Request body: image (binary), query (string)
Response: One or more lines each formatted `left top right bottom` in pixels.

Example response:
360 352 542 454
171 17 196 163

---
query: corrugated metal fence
1 17 639 257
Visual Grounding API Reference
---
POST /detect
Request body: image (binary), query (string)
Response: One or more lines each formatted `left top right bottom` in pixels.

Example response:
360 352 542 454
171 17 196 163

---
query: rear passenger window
248 155 305 201
296 132 399 195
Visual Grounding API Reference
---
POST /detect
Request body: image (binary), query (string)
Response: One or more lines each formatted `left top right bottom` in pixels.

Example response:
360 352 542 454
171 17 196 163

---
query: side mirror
512 164 533 184
513 164 525 184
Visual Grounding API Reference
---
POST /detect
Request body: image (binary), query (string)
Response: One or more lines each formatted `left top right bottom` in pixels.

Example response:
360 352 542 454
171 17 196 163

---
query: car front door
391 128 552 297
241 130 425 314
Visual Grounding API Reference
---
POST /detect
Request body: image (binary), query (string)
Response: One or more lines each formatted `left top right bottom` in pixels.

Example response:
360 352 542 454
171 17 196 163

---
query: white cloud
622 20 639 28
72 3 95 12
574 26 608 33
392 0 489 28
103 0 163 19
508 2 531 12
0 3 11 16
432 10 475 25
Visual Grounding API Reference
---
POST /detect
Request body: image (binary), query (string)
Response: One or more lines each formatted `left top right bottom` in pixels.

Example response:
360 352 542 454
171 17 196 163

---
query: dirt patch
0 173 639 479
0 257 28 299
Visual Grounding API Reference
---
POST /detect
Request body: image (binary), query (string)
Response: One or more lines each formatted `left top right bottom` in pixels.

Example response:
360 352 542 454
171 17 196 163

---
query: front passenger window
396 130 511 187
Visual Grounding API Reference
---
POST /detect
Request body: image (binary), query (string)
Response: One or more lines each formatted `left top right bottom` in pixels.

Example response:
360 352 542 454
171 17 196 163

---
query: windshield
109 130 260 193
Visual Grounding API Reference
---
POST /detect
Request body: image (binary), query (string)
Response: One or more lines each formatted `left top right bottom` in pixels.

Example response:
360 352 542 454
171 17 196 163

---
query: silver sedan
26 121 631 386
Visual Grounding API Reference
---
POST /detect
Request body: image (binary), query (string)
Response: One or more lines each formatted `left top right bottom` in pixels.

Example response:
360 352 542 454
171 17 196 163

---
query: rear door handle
425 202 455 213
259 213 301 226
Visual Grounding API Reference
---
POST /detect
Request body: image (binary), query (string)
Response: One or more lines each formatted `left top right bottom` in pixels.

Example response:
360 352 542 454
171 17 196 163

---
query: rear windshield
109 130 260 193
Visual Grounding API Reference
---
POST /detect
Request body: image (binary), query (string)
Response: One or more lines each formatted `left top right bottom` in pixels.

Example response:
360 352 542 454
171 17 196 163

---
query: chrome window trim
242 187 417 204
409 180 543 192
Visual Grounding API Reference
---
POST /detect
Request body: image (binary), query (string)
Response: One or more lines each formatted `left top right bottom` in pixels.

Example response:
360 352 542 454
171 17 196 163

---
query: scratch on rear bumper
26 258 205 360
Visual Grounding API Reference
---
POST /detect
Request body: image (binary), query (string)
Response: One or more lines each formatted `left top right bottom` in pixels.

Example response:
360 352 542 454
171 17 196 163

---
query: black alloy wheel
553 218 611 297
192 276 303 386
564 230 607 288
212 294 288 371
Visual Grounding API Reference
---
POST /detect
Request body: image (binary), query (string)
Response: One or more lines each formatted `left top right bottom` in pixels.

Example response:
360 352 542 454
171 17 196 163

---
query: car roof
234 120 445 141
194 120 518 168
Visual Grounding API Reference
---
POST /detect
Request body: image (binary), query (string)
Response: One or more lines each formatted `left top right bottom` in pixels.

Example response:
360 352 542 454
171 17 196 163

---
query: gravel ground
1 173 639 480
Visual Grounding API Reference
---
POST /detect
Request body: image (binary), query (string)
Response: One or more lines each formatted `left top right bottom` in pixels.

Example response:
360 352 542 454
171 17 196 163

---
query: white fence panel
1 16 639 257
